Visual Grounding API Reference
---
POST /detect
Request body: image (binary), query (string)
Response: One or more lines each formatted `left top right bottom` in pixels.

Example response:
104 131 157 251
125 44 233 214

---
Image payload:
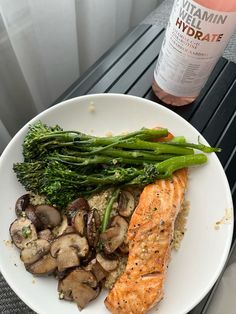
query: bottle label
154 0 236 97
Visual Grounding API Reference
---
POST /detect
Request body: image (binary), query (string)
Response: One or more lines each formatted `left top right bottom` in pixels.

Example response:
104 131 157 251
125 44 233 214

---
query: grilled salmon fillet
105 168 188 314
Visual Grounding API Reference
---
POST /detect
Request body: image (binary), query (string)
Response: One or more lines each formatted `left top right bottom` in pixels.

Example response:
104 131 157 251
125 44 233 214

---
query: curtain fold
0 0 160 154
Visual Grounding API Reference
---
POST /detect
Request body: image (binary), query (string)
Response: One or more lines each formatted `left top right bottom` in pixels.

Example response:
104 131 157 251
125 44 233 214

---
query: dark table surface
1 23 236 314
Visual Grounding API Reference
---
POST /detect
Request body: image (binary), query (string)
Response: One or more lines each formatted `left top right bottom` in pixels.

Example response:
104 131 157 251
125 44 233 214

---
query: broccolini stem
48 154 149 166
170 136 186 144
101 188 120 232
116 139 194 155
49 151 176 166
155 154 208 178
75 139 194 155
38 128 168 146
66 147 176 161
165 141 221 153
127 154 207 184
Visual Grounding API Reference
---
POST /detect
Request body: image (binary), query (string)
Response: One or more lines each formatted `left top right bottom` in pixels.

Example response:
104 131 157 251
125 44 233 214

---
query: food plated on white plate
0 94 233 314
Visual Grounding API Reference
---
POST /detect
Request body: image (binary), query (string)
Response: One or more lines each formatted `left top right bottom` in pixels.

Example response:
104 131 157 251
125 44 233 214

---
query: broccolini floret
13 121 218 208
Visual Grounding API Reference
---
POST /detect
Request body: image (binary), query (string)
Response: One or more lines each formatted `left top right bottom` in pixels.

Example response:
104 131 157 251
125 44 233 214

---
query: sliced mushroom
96 253 118 272
58 268 99 310
67 197 90 212
25 205 43 230
38 229 54 242
83 259 107 282
66 198 90 224
119 241 129 254
72 210 87 236
50 233 89 271
118 190 135 217
54 268 71 280
100 215 128 254
64 226 76 234
118 232 129 254
81 249 96 266
27 253 57 275
56 248 80 272
15 194 30 217
35 205 61 228
20 239 50 265
10 218 37 249
86 209 100 247
52 215 69 237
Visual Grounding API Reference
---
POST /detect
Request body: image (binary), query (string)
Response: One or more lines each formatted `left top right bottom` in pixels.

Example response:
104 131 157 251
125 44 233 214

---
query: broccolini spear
22 121 169 161
13 154 207 208
22 121 218 163
168 136 221 153
14 121 220 208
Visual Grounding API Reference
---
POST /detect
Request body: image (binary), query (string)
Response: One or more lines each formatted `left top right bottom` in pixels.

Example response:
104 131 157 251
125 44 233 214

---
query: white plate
0 94 233 314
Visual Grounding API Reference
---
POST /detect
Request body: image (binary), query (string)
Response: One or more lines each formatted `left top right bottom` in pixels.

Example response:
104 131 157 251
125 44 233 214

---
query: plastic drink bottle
152 0 236 106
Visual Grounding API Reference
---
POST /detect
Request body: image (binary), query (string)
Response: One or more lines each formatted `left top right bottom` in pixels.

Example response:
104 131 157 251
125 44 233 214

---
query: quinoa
173 200 190 250
88 188 118 220
104 256 128 289
29 193 47 206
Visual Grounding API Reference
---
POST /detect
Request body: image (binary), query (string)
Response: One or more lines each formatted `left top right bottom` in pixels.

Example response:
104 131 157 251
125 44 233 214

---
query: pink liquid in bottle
152 0 236 106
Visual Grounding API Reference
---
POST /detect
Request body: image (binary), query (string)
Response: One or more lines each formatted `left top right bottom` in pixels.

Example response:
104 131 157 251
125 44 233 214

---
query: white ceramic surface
0 94 233 314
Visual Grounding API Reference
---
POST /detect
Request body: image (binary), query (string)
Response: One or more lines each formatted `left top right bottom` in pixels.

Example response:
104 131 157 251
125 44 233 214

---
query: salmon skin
105 168 188 314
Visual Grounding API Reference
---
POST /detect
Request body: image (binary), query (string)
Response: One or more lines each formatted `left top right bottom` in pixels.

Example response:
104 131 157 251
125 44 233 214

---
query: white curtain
0 0 160 153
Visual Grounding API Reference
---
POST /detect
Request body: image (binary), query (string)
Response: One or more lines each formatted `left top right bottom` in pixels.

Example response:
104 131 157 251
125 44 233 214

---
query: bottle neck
194 0 236 12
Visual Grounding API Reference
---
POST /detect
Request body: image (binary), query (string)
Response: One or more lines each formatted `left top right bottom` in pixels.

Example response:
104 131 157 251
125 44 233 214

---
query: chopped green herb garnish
21 226 32 238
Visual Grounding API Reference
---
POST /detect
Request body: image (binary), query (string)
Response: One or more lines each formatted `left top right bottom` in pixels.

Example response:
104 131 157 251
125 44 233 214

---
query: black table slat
108 31 164 93
87 26 164 94
127 59 156 97
216 112 236 167
190 61 236 132
225 147 236 189
53 24 151 103
233 188 236 214
189 293 211 314
202 79 236 146
232 188 236 241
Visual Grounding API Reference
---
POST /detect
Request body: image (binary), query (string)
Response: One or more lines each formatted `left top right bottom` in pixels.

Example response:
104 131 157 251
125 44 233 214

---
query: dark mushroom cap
26 253 57 275
50 233 89 271
10 218 37 249
86 209 100 247
25 205 43 230
20 239 50 265
81 249 96 266
66 198 90 224
67 197 90 212
35 205 61 228
58 268 99 310
15 194 30 217
100 215 128 254
118 190 135 217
